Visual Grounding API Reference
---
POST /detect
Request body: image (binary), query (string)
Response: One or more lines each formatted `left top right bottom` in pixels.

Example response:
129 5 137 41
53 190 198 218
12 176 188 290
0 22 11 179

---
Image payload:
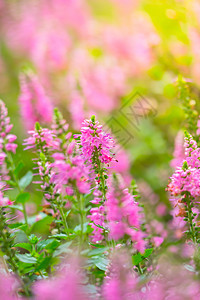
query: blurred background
0 0 199 225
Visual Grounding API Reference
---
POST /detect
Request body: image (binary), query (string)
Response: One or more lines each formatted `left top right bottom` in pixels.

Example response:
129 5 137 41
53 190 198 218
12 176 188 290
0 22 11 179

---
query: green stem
137 263 143 275
0 209 30 297
6 151 29 227
58 203 69 236
97 159 107 201
186 197 197 244
22 203 28 225
76 189 85 252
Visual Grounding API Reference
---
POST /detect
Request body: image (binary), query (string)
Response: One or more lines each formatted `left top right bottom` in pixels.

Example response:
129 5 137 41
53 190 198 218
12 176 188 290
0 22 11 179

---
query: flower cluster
0 0 159 131
167 132 200 243
51 152 91 196
19 72 53 130
34 263 88 300
0 273 18 300
0 100 17 155
23 127 59 152
23 125 61 213
0 100 17 182
1 97 200 299
106 177 145 252
167 133 200 199
103 253 139 300
170 131 185 169
77 117 115 165
0 182 12 207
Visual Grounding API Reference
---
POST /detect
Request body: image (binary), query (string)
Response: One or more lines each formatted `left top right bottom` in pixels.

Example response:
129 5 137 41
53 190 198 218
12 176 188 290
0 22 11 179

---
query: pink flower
105 177 145 250
51 151 91 196
77 117 115 165
34 262 89 300
197 119 200 136
0 191 12 206
167 133 200 199
102 253 139 300
5 143 18 153
23 128 59 151
0 273 18 300
0 100 17 181
19 72 53 130
152 236 164 247
170 131 185 168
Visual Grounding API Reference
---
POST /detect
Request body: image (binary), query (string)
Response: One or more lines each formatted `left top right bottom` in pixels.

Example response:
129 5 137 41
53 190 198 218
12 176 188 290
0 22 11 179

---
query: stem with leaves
5 151 28 226
183 193 198 244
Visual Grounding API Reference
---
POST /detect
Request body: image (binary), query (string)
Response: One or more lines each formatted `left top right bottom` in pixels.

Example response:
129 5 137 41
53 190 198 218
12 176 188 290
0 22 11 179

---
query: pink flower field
1 0 200 299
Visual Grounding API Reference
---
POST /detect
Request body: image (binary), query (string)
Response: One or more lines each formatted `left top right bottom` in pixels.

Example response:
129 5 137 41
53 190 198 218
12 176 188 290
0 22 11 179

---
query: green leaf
35 122 41 131
49 234 68 240
8 222 24 229
16 253 37 264
89 243 105 248
29 234 40 245
88 248 108 257
37 239 56 252
132 253 143 266
6 180 17 187
132 249 153 266
19 171 33 190
30 215 53 233
16 224 29 232
14 161 24 177
94 257 108 271
16 192 30 204
15 242 32 252
65 210 71 218
35 256 52 272
143 248 153 258
9 205 23 212
45 240 60 251
40 152 46 162
93 223 106 230
74 223 90 234
184 264 195 273
53 241 72 257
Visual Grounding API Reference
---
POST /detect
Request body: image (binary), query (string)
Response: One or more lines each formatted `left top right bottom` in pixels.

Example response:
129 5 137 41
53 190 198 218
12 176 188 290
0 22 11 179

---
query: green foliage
132 248 153 266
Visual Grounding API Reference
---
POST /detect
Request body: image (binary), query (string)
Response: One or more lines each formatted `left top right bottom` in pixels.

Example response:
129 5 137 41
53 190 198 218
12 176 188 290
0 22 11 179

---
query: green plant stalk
76 189 85 252
0 209 30 296
6 151 28 226
97 159 107 201
57 201 69 236
137 263 143 275
185 197 197 244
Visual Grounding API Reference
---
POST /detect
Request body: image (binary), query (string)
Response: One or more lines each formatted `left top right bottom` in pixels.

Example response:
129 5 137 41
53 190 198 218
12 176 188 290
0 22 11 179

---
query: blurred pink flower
19 73 53 130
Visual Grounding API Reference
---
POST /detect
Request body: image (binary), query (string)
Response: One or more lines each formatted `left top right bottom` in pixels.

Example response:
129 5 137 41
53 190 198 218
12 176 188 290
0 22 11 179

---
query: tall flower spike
0 100 17 182
77 116 116 242
18 72 53 130
167 132 200 198
34 261 89 300
76 116 115 201
170 131 185 169
0 272 18 300
51 109 91 197
51 108 71 151
23 123 60 212
167 131 200 243
78 116 115 165
106 175 145 252
102 252 139 300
